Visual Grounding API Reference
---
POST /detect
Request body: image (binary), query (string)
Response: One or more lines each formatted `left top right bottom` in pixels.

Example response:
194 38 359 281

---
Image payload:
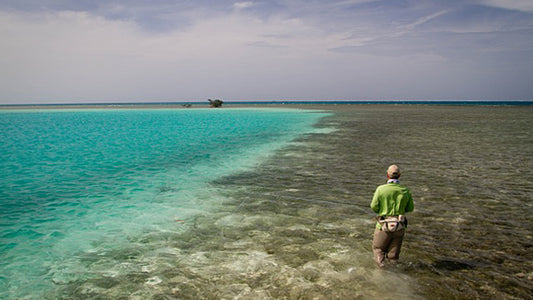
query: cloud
233 2 254 10
0 1 532 103
400 10 450 32
0 9 343 102
333 0 380 6
328 10 450 54
247 41 288 49
477 0 533 12
0 11 150 101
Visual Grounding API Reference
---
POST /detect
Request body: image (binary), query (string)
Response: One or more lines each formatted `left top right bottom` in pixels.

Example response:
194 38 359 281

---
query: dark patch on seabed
432 259 474 271
51 104 533 299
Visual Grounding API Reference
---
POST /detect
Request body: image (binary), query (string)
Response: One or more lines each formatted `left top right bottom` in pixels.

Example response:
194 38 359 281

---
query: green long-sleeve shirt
371 182 414 228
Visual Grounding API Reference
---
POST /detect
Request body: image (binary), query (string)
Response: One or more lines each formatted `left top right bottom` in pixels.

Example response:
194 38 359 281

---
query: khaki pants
372 227 405 267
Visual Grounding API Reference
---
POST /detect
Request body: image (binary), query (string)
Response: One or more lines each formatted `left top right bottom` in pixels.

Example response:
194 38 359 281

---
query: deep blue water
2 100 532 108
0 108 329 298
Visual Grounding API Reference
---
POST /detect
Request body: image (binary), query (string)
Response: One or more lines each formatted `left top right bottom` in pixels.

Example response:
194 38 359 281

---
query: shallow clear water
209 104 533 300
1 104 532 299
0 108 329 299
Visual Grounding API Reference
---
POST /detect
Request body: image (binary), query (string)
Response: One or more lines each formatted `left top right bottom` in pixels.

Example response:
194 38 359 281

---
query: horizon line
1 99 533 107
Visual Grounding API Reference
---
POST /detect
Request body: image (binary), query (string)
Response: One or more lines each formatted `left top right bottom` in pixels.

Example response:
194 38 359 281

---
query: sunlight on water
2 104 530 299
0 108 330 299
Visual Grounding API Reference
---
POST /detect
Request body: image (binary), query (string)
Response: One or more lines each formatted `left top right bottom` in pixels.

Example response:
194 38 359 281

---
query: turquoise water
0 108 329 299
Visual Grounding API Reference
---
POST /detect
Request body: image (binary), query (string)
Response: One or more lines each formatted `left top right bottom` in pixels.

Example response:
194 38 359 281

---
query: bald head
387 165 401 179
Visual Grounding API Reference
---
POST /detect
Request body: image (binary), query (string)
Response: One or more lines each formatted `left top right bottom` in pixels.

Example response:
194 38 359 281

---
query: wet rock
185 251 211 266
289 283 325 299
297 247 320 262
214 214 244 227
145 276 162 286
215 283 251 299
265 246 276 254
287 224 311 232
73 283 105 297
223 237 255 250
90 277 120 289
168 276 207 299
301 266 321 282
220 251 278 274
247 230 271 240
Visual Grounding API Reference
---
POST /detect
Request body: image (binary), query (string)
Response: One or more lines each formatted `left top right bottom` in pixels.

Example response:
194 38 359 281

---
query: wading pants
372 227 405 267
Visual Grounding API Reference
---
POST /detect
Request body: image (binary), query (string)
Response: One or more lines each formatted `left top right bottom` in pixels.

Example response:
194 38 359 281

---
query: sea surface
1 104 532 299
0 107 330 299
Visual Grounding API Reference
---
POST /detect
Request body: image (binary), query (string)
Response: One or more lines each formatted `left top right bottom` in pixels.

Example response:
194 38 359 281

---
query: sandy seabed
39 104 533 299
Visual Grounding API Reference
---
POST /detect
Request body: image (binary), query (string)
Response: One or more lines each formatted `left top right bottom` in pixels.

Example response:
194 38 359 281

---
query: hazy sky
1 0 532 104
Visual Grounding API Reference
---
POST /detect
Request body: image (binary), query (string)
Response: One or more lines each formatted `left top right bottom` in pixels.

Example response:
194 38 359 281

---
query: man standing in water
371 165 414 267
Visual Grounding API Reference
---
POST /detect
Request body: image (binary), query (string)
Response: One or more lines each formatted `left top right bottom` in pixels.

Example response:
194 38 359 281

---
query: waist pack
378 215 406 232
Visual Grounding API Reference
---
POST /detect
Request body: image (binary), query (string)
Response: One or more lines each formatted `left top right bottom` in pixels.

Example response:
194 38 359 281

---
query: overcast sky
1 0 532 104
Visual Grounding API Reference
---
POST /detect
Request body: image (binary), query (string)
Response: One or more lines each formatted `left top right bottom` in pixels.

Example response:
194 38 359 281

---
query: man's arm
370 188 380 213
405 191 414 213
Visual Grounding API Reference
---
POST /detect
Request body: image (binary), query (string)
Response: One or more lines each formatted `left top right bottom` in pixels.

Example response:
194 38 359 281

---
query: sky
1 0 532 104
